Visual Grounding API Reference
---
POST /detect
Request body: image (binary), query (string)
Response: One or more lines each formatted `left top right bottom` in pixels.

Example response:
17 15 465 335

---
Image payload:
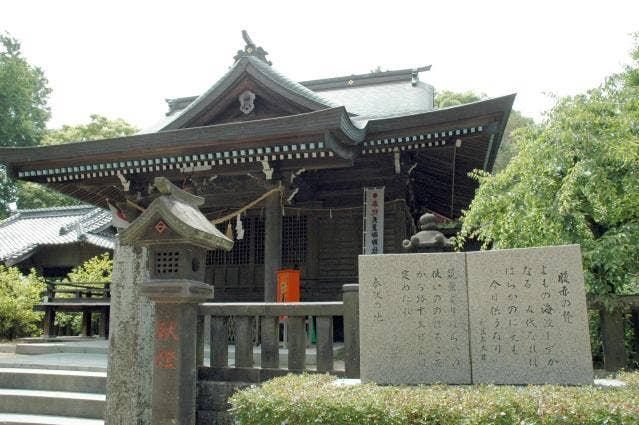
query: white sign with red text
363 187 384 255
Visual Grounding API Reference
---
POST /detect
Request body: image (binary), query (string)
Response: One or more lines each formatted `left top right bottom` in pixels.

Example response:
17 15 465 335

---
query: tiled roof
315 81 434 119
152 63 433 132
152 56 338 132
0 205 115 266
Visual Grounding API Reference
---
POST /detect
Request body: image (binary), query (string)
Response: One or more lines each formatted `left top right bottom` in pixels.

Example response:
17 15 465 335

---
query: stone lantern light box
119 177 234 300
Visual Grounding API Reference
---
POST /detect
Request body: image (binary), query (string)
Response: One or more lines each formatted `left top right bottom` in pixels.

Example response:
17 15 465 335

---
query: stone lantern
119 177 233 425
402 213 453 253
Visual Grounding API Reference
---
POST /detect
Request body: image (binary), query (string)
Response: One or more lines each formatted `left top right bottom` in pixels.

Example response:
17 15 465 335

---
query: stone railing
196 284 360 382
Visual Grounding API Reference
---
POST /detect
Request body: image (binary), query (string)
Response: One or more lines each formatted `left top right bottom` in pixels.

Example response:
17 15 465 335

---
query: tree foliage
493 109 535 172
0 33 50 148
0 33 51 218
41 114 138 145
457 36 639 298
434 90 486 108
0 266 45 339
434 90 535 173
66 253 113 283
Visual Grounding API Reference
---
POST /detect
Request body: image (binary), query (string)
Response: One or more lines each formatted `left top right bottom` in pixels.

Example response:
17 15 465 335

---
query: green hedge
229 372 639 425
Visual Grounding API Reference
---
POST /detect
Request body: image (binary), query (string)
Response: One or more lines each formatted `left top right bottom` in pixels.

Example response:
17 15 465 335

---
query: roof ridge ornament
233 30 272 65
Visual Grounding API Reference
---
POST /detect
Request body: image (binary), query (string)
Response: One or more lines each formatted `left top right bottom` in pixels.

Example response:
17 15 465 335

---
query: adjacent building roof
0 205 115 266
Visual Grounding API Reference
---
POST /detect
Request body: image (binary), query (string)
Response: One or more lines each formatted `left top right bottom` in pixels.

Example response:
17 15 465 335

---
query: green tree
0 33 51 218
0 33 50 148
41 114 138 145
434 90 485 108
457 36 639 298
66 253 112 283
16 115 139 210
434 90 535 172
492 110 535 172
0 266 45 339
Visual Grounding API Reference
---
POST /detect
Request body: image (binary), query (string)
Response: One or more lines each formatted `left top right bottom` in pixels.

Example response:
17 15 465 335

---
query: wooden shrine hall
0 32 514 302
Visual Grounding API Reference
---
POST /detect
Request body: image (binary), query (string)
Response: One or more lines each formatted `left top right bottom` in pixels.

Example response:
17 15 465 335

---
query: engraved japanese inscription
466 245 593 384
359 252 471 384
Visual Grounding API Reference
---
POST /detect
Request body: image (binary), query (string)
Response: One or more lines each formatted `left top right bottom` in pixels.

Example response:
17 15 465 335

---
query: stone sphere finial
402 213 452 253
418 213 438 231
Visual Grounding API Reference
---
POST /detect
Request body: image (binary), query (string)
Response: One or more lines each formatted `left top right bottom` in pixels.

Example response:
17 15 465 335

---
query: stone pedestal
105 243 155 425
141 280 214 425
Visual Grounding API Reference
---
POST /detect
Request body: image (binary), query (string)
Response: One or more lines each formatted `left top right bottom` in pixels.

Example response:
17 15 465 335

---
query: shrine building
0 32 514 302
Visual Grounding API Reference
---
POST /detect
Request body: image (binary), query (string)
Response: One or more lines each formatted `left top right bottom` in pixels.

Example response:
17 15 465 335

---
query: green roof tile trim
17 126 482 181
3 94 516 182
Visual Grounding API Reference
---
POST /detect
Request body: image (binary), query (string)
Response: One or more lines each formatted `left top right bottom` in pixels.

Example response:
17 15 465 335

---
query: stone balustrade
196 284 360 382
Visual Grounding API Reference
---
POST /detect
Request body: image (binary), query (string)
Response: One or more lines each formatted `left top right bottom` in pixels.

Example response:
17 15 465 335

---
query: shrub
230 373 639 425
0 266 45 339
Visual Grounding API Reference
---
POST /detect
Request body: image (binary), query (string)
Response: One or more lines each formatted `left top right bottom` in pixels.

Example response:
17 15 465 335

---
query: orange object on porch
277 269 301 303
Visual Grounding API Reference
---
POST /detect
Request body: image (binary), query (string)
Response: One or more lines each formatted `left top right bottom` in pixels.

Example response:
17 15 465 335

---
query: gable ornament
238 90 256 115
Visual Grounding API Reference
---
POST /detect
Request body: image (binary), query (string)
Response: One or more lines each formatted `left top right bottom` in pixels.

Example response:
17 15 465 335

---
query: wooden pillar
99 306 109 339
264 191 282 302
80 311 92 337
43 308 56 338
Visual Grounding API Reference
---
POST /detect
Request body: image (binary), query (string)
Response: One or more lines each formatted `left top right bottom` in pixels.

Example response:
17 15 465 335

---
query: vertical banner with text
363 187 385 254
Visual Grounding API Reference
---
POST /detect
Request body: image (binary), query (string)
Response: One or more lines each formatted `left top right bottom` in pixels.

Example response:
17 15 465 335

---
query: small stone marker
466 245 593 384
359 253 471 384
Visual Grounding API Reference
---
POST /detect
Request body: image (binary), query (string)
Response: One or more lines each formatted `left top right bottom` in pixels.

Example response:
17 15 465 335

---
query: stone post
601 308 627 370
264 191 282 302
343 284 360 378
141 280 214 425
105 243 155 425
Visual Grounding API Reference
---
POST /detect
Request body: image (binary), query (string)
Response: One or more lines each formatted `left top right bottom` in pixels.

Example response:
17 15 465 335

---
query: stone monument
359 240 593 385
359 252 472 384
466 245 593 384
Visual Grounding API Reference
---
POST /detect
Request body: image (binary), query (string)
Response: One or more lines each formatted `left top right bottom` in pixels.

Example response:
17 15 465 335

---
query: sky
1 0 637 130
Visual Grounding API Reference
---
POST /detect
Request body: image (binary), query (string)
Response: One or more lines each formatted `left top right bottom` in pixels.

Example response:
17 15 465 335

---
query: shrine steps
0 413 103 425
0 369 105 424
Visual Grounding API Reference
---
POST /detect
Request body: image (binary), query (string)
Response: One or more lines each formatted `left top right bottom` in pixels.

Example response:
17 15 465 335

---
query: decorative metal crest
233 30 272 65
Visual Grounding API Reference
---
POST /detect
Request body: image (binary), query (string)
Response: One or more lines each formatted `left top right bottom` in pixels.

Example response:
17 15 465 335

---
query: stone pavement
0 339 344 373
0 339 108 372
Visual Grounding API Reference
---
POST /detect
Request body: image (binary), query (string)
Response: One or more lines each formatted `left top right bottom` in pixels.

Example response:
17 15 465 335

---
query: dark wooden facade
206 200 414 301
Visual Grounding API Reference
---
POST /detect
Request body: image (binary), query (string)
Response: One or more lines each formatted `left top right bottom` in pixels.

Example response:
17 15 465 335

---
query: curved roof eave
365 94 516 133
0 107 365 167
